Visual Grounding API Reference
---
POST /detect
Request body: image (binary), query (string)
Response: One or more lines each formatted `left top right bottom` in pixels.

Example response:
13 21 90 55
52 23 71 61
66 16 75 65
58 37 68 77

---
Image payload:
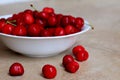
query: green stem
89 24 94 30
6 20 16 26
30 4 38 11
86 23 94 30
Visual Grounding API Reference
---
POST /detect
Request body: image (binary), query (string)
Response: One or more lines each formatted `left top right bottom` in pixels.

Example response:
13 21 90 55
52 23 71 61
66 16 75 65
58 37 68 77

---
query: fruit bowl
0 13 91 57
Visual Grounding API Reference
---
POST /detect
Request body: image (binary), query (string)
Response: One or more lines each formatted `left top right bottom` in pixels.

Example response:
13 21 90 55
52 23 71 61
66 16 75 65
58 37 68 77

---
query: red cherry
12 14 19 20
24 9 33 15
35 19 46 27
0 21 6 32
54 27 65 36
75 17 84 30
2 24 14 34
9 62 24 76
47 28 55 36
75 50 89 62
33 10 39 18
69 16 76 25
17 20 25 26
72 45 85 56
65 61 79 73
0 18 6 22
24 13 34 24
12 25 27 36
42 64 57 79
28 24 43 36
56 14 63 25
65 25 76 35
42 7 54 14
49 13 56 17
16 13 25 26
7 17 14 21
61 16 70 27
62 55 74 67
38 12 49 20
48 16 57 27
41 29 52 37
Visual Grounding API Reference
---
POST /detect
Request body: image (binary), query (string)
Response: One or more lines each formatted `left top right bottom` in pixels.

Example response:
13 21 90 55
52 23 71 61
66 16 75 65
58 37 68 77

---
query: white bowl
0 15 91 57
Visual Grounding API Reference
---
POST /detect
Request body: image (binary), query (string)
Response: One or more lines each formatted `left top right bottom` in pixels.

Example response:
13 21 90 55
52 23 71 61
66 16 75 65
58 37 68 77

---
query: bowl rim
0 15 91 39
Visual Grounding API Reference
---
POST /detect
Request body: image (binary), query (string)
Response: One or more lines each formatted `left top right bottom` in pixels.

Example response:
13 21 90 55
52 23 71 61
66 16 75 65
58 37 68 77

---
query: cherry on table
65 61 79 73
62 55 74 67
9 62 24 76
42 64 57 79
75 50 89 62
72 45 85 56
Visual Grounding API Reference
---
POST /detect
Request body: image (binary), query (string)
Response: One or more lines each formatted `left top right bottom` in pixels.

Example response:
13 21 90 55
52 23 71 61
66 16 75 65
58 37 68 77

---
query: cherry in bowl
0 7 91 57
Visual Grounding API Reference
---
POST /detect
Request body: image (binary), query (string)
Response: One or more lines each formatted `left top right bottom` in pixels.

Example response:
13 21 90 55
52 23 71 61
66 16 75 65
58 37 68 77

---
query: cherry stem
6 20 16 26
30 4 38 11
89 24 94 30
86 23 94 30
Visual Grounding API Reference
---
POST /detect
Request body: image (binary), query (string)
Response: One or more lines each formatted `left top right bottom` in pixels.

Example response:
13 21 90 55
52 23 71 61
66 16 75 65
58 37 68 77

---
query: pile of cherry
0 5 84 37
9 45 89 79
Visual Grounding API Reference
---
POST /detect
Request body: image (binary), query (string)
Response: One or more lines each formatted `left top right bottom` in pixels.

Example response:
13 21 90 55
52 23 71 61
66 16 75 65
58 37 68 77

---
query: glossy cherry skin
12 13 21 21
56 14 63 25
75 17 84 30
33 10 39 18
38 12 49 20
24 9 33 15
41 29 52 37
49 13 56 17
69 16 76 25
0 21 6 32
54 27 65 36
72 45 85 56
2 24 14 34
42 7 54 14
42 64 57 79
62 55 74 67
35 19 46 27
65 25 76 35
47 28 55 36
9 62 24 76
61 16 70 27
28 24 43 36
15 13 25 26
12 25 27 36
24 13 34 24
48 16 57 27
0 18 6 22
65 61 79 73
75 50 89 62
